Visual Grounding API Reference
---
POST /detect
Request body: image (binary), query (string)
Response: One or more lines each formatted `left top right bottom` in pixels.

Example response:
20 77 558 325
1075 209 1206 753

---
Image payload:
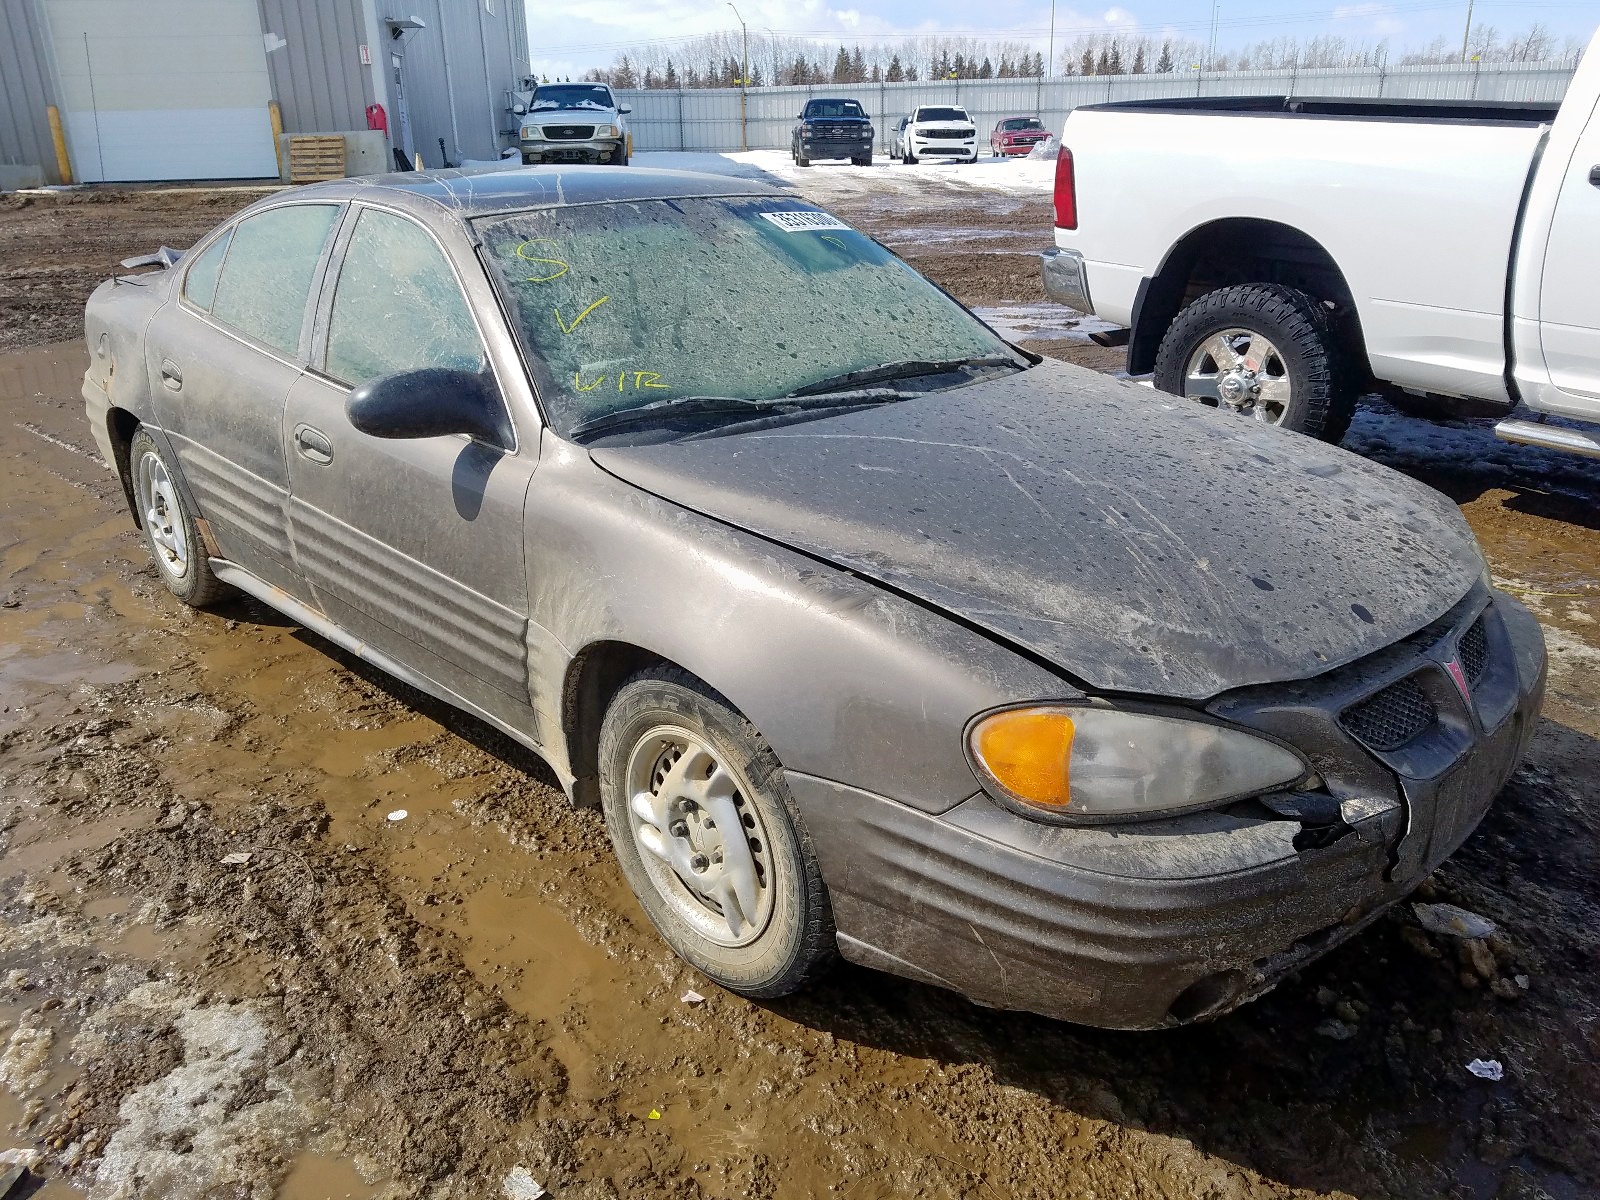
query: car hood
523 109 618 125
914 121 973 132
590 361 1482 700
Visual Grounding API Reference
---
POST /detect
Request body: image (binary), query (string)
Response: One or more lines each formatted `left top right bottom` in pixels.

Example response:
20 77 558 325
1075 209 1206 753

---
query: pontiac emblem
1443 657 1472 703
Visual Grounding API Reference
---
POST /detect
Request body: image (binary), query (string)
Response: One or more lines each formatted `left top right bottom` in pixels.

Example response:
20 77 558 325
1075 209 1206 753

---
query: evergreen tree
1132 45 1146 73
612 54 638 88
1107 42 1124 73
833 46 851 82
886 54 904 82
643 67 656 88
870 63 882 82
978 55 994 78
1095 47 1111 74
850 46 867 81
906 63 919 80
664 59 679 88
997 55 1013 78
1156 40 1174 72
1080 47 1096 75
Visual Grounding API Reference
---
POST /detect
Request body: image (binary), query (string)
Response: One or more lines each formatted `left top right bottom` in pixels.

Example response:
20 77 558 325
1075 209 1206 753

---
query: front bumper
1041 247 1093 313
801 137 874 160
910 136 976 158
520 139 623 164
792 587 1546 1029
997 140 1044 156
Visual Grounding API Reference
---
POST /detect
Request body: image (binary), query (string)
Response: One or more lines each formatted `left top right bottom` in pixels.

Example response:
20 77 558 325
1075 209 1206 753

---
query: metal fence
619 59 1578 153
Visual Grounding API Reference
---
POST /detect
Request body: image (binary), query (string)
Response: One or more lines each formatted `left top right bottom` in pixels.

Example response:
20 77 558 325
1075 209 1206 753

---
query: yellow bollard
268 100 285 179
46 105 72 184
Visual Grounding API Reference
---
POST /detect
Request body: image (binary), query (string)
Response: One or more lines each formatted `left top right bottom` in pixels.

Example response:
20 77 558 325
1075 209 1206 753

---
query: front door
284 204 536 726
145 201 341 593
1538 95 1600 407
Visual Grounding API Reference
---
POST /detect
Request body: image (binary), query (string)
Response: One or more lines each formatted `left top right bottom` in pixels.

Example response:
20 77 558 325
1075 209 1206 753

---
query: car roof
282 165 782 220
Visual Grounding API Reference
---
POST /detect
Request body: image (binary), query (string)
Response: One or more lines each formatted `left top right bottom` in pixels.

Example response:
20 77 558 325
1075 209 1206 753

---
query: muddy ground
0 180 1597 1200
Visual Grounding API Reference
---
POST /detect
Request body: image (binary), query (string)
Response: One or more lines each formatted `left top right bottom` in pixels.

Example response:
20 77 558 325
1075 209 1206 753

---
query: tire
852 155 870 167
1153 283 1357 443
128 428 229 607
611 147 629 166
599 666 836 998
904 149 917 165
795 147 811 167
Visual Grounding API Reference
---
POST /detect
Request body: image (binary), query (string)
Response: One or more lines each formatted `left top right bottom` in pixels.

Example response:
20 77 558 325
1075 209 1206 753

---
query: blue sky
526 1 1598 80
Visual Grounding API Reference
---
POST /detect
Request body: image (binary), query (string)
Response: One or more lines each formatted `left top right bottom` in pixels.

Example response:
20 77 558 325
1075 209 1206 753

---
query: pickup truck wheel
599 666 837 998
1154 284 1357 443
129 428 229 608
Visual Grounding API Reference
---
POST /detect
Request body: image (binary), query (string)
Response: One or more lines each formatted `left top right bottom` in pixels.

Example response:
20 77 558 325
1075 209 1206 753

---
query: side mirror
512 102 527 115
618 104 632 114
347 367 511 447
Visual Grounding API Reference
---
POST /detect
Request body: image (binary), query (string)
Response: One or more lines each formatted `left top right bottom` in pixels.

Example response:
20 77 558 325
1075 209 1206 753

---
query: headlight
967 704 1307 824
520 126 543 140
595 124 620 139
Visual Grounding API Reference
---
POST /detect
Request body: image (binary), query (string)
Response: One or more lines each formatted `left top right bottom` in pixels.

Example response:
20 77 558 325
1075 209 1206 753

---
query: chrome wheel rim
625 725 775 948
1184 328 1292 424
135 450 188 577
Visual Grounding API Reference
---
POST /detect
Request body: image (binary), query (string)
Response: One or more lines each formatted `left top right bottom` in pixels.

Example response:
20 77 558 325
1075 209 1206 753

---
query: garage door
43 0 278 182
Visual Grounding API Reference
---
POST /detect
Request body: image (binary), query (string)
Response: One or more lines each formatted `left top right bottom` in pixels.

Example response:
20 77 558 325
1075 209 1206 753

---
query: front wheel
903 149 917 165
599 667 836 998
129 428 229 607
1153 283 1357 443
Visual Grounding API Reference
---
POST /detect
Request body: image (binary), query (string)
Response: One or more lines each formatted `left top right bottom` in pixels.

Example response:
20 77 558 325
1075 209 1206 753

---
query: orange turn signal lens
969 707 1075 809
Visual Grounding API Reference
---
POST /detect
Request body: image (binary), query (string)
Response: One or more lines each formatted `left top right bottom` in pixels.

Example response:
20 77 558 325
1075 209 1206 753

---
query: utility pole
1207 0 1220 71
729 2 748 151
1047 0 1056 77
1460 0 1475 62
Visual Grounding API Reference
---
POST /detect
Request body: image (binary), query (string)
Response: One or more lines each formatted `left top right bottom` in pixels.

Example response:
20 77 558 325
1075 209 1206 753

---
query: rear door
145 201 341 593
1538 96 1600 404
283 203 537 725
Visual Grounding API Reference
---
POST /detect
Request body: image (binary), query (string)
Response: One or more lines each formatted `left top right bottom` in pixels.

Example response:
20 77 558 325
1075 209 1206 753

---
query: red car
990 116 1050 157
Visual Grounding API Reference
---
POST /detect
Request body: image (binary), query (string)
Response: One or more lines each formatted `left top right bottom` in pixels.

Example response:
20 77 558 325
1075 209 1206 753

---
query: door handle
293 423 334 464
160 359 182 390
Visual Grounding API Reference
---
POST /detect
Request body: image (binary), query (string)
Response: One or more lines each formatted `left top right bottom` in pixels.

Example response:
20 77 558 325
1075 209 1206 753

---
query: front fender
524 438 1074 813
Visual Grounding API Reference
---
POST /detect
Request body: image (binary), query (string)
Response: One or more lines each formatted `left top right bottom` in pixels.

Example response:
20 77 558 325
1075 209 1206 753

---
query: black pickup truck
791 98 875 167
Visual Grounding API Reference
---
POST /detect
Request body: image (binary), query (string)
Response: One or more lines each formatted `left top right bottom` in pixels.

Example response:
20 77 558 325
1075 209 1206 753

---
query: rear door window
209 204 340 356
182 232 231 312
323 207 488 388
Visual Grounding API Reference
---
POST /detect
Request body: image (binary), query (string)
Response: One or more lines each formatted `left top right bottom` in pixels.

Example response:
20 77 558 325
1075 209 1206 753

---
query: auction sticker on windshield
759 211 852 233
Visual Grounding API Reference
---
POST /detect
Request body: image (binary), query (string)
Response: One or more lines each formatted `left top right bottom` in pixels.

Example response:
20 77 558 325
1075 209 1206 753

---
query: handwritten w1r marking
554 296 609 334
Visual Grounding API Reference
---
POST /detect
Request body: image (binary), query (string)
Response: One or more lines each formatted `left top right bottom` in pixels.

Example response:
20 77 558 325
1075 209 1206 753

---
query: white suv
891 106 978 164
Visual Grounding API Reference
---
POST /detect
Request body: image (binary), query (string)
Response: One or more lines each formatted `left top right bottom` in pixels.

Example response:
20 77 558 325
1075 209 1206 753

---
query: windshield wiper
787 354 1022 398
570 388 915 440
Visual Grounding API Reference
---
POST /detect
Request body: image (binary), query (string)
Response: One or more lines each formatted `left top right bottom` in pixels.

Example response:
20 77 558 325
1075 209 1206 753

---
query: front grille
924 129 973 140
1341 676 1438 752
1458 617 1489 686
544 124 594 141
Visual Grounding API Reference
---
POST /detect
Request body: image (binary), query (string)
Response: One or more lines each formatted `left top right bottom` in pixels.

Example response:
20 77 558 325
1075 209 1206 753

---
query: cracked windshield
476 197 1010 432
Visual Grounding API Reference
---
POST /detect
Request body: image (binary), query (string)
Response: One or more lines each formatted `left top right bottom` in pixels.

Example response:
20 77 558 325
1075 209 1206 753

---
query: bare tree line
556 21 1584 89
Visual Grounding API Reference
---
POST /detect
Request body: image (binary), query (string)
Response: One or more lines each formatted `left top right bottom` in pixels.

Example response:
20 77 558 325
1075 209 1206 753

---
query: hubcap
1183 329 1292 424
135 450 188 576
625 726 775 947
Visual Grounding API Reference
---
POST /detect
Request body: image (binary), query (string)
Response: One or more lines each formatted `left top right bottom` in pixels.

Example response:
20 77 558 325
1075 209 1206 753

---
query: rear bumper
1041 248 1093 313
793 589 1545 1030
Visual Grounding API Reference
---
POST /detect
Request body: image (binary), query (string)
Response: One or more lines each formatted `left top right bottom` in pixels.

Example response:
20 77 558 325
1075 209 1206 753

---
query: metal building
0 0 529 185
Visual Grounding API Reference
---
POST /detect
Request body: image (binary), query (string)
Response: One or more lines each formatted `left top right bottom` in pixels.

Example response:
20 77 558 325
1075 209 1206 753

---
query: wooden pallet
288 135 347 183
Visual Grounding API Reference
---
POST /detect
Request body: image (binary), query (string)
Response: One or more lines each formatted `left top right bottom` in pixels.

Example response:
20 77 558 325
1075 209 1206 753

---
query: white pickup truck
1042 27 1600 456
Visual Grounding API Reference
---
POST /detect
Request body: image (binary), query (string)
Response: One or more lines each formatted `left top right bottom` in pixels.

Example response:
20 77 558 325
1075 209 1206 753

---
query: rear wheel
1153 283 1357 443
129 428 228 607
599 667 836 997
